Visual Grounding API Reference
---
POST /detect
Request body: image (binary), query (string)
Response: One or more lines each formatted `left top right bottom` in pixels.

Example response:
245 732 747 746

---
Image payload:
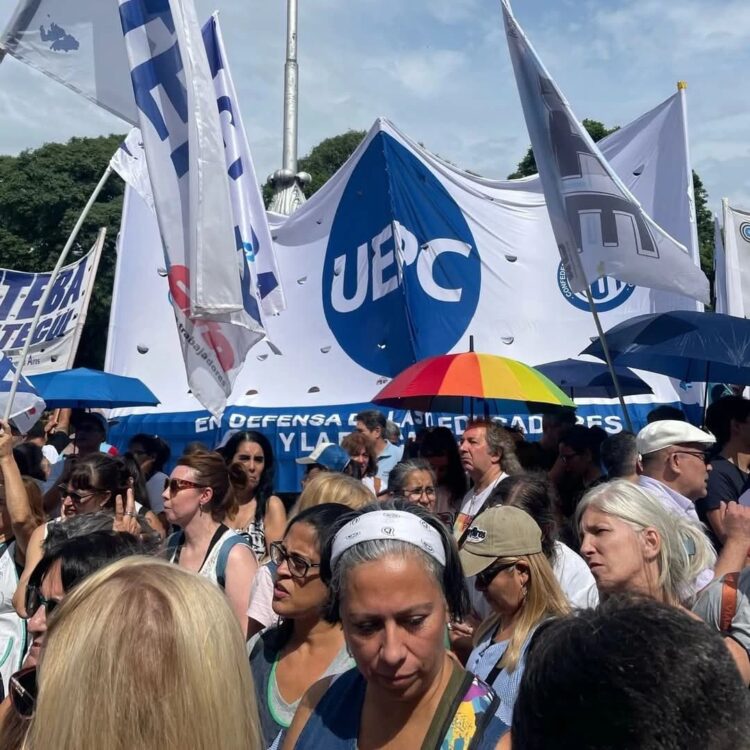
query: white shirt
552 541 599 608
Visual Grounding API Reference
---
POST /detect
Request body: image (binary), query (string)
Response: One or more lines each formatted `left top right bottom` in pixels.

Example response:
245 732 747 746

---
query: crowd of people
1 400 750 749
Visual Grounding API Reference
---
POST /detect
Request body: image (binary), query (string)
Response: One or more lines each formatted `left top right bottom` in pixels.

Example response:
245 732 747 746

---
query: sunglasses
57 484 105 504
475 560 517 590
10 666 37 718
269 542 320 579
25 585 62 619
163 478 207 496
673 450 712 465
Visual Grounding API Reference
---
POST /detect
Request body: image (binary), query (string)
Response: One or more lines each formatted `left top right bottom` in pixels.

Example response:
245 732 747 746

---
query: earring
199 503 206 516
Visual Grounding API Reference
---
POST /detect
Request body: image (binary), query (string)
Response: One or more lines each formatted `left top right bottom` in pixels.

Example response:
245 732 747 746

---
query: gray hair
386 459 436 496
46 512 161 555
575 480 716 606
384 420 401 443
322 500 469 623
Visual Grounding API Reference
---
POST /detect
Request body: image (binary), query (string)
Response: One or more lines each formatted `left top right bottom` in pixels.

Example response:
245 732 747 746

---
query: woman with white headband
282 501 509 749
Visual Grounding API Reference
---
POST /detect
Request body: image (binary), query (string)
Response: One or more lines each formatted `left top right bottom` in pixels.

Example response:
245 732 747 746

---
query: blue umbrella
535 359 654 398
580 310 750 385
29 367 160 409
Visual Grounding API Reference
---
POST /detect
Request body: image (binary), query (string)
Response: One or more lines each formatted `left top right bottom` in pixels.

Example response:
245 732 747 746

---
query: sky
0 0 748 217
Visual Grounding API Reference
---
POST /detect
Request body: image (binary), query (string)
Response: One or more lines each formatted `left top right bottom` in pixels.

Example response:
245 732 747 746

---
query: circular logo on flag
323 132 481 376
740 222 750 243
557 262 635 312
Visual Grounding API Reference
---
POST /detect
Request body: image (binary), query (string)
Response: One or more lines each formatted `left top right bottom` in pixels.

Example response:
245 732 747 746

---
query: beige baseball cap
459 505 542 578
636 420 715 456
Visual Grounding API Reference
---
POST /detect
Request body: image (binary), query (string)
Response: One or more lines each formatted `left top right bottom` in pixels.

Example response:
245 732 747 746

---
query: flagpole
584 290 633 432
2 165 113 421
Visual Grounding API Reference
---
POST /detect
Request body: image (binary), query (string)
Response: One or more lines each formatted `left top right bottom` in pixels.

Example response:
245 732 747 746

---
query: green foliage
0 134 126 368
298 130 366 197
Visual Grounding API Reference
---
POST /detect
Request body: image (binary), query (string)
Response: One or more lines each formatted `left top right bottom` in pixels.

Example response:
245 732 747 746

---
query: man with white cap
637 420 750 584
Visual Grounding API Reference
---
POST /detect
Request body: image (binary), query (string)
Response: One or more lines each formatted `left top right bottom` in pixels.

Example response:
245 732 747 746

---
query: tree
0 134 126 368
508 119 714 280
263 129 366 206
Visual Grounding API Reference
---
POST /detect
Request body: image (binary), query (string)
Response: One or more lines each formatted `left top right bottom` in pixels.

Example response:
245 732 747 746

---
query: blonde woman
576 479 717 607
247 473 371 639
460 505 570 726
23 557 262 750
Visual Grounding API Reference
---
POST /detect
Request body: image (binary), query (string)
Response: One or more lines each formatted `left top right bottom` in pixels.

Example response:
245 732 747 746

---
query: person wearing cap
71 412 117 458
637 419 750 587
460 506 570 726
296 443 351 490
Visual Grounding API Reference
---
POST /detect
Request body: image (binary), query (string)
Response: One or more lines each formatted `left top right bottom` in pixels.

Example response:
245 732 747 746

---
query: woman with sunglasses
219 431 286 560
249 503 354 749
12 453 141 617
460 505 570 726
386 459 439 514
164 450 258 631
283 501 508 750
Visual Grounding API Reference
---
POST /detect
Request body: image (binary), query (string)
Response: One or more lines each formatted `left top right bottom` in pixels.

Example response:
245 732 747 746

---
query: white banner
0 235 104 375
0 352 45 431
0 0 137 122
720 200 750 318
106 95 704 419
118 0 265 416
501 0 709 305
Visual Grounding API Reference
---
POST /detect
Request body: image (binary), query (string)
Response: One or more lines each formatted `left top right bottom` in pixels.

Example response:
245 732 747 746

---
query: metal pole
3 165 113 421
584 289 634 432
282 0 298 174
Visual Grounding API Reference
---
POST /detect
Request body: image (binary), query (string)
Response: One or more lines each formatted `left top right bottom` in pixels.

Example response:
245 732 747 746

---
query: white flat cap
636 420 716 455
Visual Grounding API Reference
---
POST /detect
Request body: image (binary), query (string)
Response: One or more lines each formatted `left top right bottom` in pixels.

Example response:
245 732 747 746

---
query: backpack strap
720 572 740 634
216 535 251 590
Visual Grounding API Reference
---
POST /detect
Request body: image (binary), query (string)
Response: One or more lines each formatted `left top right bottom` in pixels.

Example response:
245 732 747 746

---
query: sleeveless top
293 666 508 750
0 541 25 696
236 516 265 560
249 628 354 749
167 525 249 587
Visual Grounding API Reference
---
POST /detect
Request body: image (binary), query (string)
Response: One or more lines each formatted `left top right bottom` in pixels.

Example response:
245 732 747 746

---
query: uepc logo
323 132 481 377
557 262 635 312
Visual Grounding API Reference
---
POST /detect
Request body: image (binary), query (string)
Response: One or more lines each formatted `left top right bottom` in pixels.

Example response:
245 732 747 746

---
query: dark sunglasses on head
163 478 207 495
25 585 61 619
10 666 37 718
475 560 517 590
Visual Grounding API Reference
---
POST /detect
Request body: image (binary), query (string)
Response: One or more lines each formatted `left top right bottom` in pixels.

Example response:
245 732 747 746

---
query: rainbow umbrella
372 352 575 414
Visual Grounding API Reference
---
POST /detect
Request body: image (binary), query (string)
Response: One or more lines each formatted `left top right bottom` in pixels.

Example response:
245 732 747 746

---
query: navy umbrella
29 367 160 409
580 311 750 385
535 359 653 399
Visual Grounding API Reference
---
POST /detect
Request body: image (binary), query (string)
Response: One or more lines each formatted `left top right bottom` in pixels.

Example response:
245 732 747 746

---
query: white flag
109 128 154 211
501 0 710 304
118 0 264 415
721 200 750 318
0 0 137 123
203 14 285 316
0 352 45 431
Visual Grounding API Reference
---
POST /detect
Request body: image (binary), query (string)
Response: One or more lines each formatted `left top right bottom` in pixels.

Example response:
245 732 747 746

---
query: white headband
330 510 446 567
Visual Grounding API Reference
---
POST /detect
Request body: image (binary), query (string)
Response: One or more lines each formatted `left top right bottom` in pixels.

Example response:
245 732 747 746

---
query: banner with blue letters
0 238 103 375
106 95 705 491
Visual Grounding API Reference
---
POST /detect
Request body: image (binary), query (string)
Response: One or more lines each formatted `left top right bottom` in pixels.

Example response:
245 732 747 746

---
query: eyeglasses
269 542 320 579
475 560 517 590
164 478 207 496
25 585 61 619
404 485 437 500
10 666 37 718
57 484 104 504
673 450 712 465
